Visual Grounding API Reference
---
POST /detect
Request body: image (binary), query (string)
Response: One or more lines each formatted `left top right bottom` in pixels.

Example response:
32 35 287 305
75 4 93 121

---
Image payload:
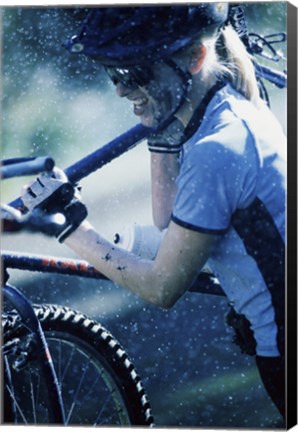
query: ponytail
196 25 263 108
215 26 262 107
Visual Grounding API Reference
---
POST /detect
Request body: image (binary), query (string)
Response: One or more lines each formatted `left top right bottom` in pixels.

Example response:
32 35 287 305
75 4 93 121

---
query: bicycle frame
2 251 225 297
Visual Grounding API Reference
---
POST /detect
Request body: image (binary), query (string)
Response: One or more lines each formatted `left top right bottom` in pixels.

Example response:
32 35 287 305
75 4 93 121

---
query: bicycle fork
2 283 66 424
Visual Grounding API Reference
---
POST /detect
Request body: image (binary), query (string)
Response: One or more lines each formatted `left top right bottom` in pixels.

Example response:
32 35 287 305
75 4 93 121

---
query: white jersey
172 83 286 357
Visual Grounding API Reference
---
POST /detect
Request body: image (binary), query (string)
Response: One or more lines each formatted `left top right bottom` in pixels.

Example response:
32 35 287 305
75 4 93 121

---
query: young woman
22 4 286 420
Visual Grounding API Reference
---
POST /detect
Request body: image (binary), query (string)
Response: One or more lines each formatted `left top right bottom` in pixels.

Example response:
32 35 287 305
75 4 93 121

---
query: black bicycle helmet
64 4 229 66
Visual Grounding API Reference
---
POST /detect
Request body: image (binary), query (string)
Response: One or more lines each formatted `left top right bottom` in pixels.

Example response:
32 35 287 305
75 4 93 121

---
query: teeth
134 97 147 106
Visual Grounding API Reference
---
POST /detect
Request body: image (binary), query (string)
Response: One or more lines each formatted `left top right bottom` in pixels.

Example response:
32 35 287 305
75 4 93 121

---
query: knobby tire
2 304 154 426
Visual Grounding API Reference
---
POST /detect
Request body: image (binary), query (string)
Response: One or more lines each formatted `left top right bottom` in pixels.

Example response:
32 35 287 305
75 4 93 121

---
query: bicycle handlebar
7 123 151 211
1 156 55 179
255 64 287 89
64 123 150 184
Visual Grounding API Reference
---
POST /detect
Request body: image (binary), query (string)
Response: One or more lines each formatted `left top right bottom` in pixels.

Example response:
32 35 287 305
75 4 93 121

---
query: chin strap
153 59 192 133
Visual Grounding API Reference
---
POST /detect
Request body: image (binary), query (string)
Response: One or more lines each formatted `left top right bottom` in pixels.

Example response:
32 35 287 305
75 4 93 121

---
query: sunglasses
105 65 155 89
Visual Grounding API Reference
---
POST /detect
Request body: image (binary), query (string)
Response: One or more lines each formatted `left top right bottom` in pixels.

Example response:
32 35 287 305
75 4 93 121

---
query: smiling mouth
132 97 149 115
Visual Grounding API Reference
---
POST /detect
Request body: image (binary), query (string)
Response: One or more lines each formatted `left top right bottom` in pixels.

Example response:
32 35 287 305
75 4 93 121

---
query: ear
188 44 207 75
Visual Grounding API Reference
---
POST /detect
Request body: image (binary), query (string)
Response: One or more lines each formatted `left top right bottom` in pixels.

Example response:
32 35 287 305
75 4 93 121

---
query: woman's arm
65 218 216 309
150 152 180 230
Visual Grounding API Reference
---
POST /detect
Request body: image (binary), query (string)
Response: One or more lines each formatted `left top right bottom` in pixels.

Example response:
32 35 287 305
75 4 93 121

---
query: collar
182 80 227 142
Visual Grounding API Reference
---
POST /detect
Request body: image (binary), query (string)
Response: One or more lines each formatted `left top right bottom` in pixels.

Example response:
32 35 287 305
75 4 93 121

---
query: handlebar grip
1 156 55 179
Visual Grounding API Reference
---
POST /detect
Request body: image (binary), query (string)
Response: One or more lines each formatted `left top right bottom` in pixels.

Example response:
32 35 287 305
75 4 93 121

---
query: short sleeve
172 121 259 234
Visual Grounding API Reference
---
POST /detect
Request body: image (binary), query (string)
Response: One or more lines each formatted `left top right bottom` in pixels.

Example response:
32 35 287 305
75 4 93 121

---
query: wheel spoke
5 384 28 424
65 357 91 424
93 391 114 425
59 343 75 384
29 373 37 424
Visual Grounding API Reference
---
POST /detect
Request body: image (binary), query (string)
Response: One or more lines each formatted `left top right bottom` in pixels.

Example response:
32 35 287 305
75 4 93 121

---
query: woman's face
113 61 188 129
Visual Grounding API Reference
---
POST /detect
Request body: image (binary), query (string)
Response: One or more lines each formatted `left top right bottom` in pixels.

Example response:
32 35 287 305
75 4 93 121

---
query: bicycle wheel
2 304 154 426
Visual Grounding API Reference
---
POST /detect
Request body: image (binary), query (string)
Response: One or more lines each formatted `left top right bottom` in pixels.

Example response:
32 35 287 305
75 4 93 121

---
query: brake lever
1 204 66 236
26 209 66 236
249 32 287 62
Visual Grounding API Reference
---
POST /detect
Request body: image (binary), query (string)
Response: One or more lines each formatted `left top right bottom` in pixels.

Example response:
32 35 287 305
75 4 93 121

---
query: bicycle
1 153 155 426
1 17 287 424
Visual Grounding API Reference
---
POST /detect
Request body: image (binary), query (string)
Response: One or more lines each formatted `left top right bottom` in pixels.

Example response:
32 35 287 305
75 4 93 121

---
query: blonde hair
197 25 263 108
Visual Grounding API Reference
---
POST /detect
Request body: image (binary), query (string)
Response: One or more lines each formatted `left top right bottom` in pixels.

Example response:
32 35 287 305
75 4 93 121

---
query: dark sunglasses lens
105 67 134 88
105 66 153 88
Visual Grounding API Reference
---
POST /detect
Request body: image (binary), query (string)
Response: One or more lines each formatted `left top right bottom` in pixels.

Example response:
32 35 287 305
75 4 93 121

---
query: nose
115 81 132 97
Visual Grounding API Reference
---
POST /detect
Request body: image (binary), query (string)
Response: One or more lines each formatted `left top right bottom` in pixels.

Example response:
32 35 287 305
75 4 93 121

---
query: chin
140 116 155 129
141 114 165 130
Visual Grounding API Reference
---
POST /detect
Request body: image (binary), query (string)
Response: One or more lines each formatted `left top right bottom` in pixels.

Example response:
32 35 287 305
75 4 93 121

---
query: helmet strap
153 59 193 132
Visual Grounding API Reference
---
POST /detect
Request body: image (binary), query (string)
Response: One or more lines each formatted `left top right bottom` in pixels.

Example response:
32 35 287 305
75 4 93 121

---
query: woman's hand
21 168 87 242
